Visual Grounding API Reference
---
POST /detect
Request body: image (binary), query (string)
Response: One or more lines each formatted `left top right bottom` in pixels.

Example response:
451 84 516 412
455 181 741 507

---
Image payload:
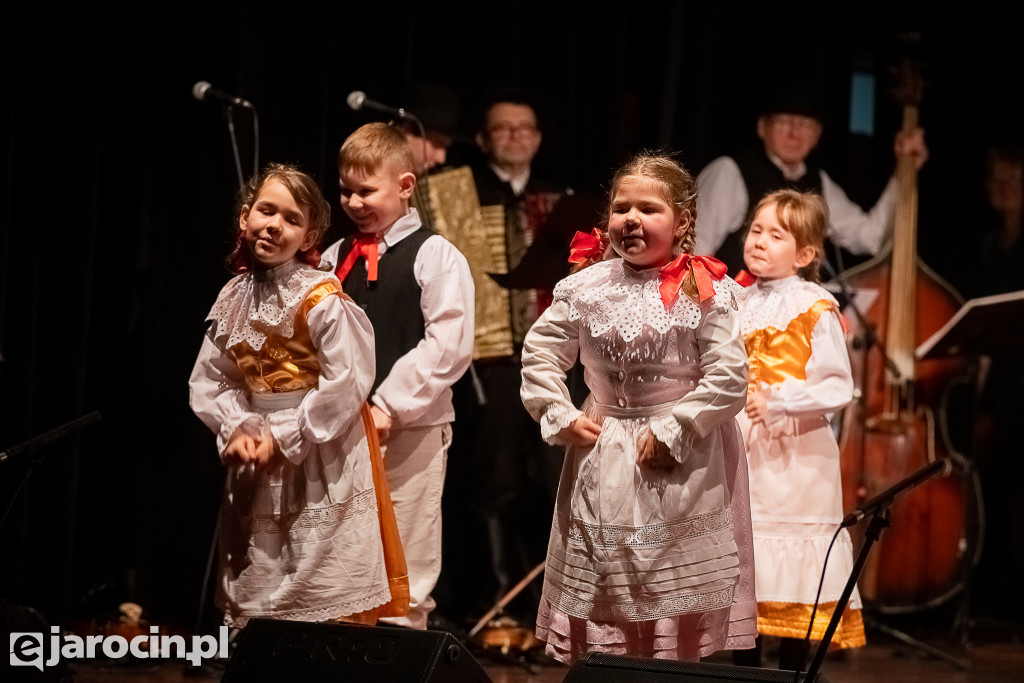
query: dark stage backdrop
1 0 1019 635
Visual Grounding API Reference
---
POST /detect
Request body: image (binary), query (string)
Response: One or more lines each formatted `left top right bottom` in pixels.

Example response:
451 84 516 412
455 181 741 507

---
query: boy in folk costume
323 122 475 630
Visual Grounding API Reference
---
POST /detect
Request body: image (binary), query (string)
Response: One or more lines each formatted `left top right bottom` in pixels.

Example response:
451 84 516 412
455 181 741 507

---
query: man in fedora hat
394 81 465 176
695 80 929 275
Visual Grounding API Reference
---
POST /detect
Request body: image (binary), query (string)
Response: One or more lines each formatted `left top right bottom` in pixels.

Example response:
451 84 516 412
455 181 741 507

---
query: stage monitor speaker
563 652 833 682
221 618 493 682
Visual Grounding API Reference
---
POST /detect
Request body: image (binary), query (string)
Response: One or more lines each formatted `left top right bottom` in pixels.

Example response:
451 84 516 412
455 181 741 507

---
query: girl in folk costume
520 151 758 664
734 189 865 670
189 163 407 628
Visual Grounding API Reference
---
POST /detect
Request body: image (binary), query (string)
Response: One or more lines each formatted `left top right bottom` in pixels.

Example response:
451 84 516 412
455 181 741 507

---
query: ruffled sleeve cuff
649 413 697 463
217 414 262 461
539 403 583 446
265 408 312 465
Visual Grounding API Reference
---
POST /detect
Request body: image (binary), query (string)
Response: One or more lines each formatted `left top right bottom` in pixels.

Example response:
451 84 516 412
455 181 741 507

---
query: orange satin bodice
227 282 340 395
744 299 836 389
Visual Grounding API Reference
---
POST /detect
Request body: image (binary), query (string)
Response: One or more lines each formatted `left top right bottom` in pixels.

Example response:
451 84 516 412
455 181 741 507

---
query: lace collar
206 260 338 351
553 259 743 342
739 275 837 335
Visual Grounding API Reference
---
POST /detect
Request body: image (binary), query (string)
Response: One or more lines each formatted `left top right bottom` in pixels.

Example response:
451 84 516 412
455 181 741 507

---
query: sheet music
915 289 1024 359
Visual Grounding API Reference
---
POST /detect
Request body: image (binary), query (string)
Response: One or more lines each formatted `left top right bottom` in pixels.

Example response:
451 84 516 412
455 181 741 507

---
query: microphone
346 91 412 120
0 411 101 465
840 459 950 528
192 81 253 109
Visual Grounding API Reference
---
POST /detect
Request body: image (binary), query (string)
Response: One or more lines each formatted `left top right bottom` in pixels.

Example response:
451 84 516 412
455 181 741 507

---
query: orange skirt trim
341 404 410 622
756 600 866 649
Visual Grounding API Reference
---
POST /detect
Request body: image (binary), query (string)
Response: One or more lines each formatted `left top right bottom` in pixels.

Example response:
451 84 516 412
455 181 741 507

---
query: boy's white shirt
323 208 476 429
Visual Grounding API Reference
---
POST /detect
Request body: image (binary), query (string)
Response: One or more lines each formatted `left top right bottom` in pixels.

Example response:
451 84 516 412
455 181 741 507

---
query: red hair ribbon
568 228 607 265
658 254 728 308
734 270 757 287
301 247 323 269
335 234 379 283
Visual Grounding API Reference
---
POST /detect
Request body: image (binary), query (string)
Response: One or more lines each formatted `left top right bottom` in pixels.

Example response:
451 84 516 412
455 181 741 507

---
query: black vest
716 147 824 274
337 228 432 393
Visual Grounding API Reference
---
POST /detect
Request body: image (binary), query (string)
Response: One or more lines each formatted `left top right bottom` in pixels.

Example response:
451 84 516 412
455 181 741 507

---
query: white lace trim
648 413 696 463
206 260 339 352
553 259 745 343
739 276 838 336
540 403 583 444
224 586 392 628
218 415 262 459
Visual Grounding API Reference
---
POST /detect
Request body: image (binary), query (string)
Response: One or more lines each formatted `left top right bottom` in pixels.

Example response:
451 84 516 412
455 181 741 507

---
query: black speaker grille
221 619 492 682
564 652 832 682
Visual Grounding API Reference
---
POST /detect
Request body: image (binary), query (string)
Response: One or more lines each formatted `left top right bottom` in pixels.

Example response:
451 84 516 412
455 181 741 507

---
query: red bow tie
335 235 379 283
734 270 757 287
658 254 728 309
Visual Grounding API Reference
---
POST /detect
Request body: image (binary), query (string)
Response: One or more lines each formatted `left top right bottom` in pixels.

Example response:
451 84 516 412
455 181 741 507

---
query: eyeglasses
487 122 538 138
770 114 821 133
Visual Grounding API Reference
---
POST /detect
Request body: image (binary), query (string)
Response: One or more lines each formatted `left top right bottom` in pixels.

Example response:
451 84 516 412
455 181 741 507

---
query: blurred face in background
477 103 541 173
985 159 1024 221
757 113 822 168
403 130 451 175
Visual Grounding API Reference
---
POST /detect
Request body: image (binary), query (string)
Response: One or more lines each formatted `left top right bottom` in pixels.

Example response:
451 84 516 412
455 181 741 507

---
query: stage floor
58 614 1023 683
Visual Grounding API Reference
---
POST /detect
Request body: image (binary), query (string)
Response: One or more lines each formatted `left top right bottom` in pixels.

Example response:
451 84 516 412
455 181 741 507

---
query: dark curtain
1 0 1018 634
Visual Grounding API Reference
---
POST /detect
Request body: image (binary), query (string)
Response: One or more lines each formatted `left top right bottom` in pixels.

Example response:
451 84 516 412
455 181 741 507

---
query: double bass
834 60 983 614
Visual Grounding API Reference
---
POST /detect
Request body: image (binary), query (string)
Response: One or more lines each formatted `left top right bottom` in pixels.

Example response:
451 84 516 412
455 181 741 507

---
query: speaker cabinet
563 652 833 682
221 619 492 682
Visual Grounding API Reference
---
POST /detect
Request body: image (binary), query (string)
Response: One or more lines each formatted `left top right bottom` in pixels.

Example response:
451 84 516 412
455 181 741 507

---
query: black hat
401 82 466 141
759 81 825 122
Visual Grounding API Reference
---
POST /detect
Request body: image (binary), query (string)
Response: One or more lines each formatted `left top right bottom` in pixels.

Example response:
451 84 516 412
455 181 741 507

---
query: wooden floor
59 613 1023 683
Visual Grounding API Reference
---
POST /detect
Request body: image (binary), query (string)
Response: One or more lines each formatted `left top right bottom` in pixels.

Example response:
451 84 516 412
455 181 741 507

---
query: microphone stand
799 460 966 682
398 111 430 187
223 106 244 191
223 107 245 192
823 266 972 670
221 104 260 192
0 411 102 531
824 261 902 383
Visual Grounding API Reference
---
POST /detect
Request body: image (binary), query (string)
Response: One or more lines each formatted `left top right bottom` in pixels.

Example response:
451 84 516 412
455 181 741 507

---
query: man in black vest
695 84 929 276
436 88 578 632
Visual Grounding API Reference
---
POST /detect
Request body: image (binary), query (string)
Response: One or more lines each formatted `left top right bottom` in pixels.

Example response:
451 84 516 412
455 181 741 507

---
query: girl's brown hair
228 163 331 273
750 189 828 282
573 150 698 273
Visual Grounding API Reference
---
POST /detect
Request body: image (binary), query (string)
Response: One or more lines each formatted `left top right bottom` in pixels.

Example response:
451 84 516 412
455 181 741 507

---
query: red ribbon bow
335 234 379 283
568 228 607 265
734 269 757 287
658 254 728 309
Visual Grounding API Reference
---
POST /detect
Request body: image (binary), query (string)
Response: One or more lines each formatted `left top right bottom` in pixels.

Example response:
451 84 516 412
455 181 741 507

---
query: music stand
916 289 1024 361
916 288 1024 645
